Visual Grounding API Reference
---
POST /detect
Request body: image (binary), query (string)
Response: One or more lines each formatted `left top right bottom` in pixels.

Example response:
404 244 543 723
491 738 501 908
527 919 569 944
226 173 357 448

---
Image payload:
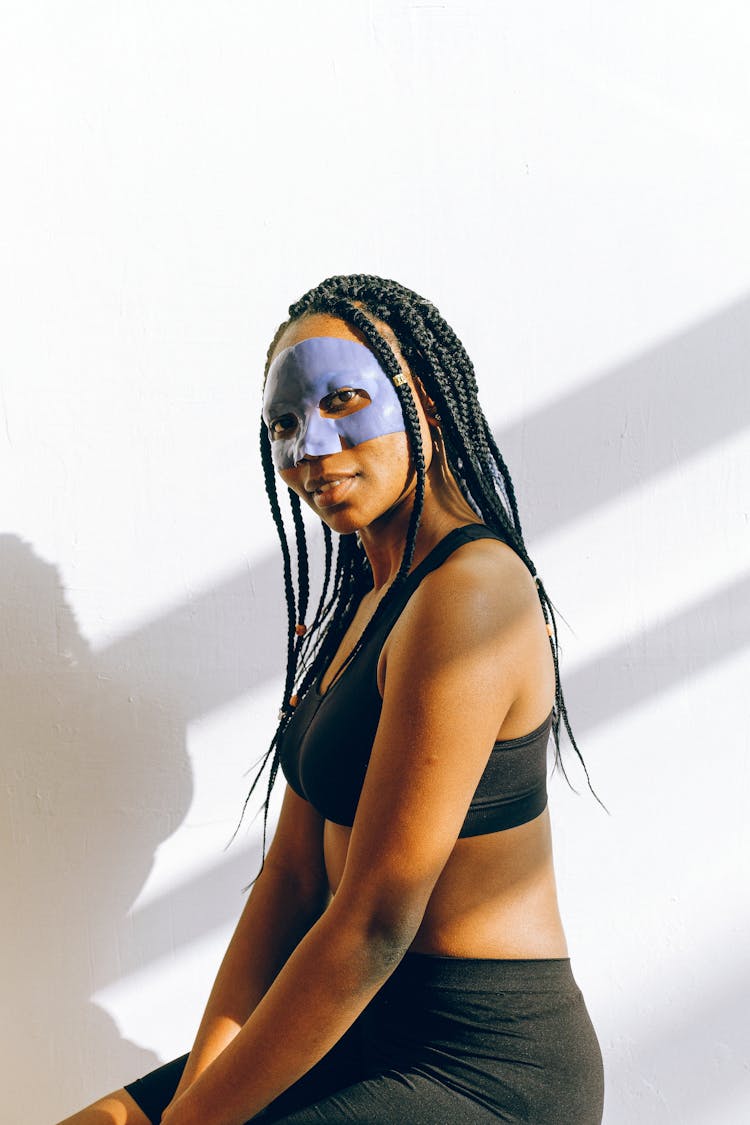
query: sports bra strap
388 523 507 607
364 523 507 644
322 524 509 696
409 523 507 580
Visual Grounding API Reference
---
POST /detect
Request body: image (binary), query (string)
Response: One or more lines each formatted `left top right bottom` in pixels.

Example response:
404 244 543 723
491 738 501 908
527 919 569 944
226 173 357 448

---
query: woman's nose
293 412 343 464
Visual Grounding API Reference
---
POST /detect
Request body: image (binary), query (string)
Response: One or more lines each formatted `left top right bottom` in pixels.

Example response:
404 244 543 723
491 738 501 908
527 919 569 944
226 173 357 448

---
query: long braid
260 420 297 707
227 422 300 864
297 522 333 671
241 274 607 880
288 490 310 658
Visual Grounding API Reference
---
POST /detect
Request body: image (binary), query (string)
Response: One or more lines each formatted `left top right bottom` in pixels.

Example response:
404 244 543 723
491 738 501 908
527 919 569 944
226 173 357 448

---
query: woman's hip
357 951 605 1123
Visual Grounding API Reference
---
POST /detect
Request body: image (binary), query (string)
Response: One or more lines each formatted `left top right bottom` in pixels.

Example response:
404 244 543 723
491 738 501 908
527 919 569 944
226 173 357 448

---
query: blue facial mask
262 336 406 470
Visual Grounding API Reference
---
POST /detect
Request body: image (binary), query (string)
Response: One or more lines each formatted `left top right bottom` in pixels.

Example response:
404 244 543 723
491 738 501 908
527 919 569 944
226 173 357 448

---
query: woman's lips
310 476 357 508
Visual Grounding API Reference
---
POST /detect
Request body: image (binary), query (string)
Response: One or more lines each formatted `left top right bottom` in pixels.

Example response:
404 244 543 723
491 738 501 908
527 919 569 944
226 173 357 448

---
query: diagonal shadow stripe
558 569 750 735
500 293 750 540
96 551 291 722
94 294 750 720
100 569 750 988
111 842 263 988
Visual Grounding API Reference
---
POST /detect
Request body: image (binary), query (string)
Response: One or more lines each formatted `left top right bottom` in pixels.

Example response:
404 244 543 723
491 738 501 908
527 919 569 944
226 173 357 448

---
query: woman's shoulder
389 530 541 666
426 529 538 613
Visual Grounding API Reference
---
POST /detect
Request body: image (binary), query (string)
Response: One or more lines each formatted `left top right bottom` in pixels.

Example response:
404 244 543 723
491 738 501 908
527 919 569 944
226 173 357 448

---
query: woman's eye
320 388 371 414
270 413 297 437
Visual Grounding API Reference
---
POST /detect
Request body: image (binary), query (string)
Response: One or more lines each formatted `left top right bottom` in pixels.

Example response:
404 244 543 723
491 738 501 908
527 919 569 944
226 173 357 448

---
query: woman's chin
316 511 366 536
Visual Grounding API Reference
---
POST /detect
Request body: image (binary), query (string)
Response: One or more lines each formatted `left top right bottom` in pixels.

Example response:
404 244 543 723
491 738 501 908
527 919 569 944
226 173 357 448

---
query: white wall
2 2 749 1121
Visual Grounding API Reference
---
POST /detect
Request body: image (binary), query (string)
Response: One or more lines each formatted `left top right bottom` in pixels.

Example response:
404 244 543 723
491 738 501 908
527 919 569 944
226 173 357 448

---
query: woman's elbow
329 890 426 972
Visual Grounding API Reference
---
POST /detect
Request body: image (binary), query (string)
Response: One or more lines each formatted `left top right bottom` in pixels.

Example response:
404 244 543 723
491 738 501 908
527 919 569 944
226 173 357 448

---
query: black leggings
124 953 604 1123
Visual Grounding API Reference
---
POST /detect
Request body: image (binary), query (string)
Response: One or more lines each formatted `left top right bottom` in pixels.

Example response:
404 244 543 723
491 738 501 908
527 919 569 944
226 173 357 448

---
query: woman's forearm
162 900 409 1125
172 859 329 1100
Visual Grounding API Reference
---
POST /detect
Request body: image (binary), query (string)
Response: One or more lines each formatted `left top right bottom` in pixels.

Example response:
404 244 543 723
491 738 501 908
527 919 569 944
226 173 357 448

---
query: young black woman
58 274 605 1124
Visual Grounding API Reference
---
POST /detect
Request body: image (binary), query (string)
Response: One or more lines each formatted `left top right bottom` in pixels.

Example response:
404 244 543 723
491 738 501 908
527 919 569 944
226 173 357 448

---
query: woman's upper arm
263 782 327 897
331 546 540 945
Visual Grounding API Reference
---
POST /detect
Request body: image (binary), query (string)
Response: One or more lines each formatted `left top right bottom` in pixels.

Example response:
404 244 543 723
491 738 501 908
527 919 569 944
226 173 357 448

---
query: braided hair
239 274 607 875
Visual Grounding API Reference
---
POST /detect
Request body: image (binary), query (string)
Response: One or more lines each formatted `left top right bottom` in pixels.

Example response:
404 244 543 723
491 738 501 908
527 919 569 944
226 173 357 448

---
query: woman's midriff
323 806 570 959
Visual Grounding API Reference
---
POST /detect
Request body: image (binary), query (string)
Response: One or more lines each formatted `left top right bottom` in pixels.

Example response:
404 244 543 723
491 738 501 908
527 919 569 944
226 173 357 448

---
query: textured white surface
2 2 749 1122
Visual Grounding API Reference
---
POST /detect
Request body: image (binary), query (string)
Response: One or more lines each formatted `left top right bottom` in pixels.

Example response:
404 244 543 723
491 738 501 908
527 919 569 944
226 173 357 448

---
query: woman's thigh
260 954 604 1124
260 1070 499 1124
56 1088 153 1125
122 955 604 1125
123 1015 367 1125
122 1053 188 1123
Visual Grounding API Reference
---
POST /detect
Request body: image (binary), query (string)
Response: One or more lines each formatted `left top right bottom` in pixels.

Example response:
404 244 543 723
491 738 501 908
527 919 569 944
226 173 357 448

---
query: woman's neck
358 454 482 590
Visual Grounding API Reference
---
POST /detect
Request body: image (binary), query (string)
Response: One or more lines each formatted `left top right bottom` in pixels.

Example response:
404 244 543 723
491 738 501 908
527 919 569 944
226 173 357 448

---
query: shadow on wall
0 537 186 1107
2 293 749 1119
0 536 192 1109
503 291 750 537
0 523 307 1117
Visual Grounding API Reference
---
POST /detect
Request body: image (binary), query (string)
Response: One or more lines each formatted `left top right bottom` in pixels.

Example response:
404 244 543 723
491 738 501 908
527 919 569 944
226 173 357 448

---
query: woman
59 274 605 1124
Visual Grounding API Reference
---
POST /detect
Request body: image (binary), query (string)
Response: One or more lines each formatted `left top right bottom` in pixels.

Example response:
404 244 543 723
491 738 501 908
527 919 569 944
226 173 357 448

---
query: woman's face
264 313 434 536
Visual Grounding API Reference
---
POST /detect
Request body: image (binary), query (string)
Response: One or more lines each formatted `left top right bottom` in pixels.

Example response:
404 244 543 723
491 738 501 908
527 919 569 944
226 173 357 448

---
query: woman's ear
413 374 440 425
423 397 442 429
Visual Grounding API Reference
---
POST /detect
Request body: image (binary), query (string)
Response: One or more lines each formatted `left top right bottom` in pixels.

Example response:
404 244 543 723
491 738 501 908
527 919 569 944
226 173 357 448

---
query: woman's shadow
0 534 194 1117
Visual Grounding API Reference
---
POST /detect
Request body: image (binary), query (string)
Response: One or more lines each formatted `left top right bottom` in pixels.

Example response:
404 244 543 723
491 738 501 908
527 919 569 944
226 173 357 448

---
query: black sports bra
278 524 554 837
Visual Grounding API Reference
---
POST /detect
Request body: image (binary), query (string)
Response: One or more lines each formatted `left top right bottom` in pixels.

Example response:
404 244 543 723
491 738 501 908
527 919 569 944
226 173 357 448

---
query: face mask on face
262 336 406 471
